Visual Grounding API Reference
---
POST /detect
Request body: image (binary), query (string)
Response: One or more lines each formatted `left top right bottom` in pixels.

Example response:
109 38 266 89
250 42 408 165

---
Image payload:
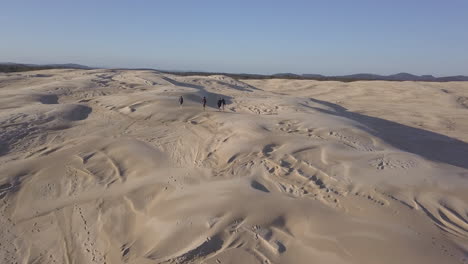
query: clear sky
1 0 467 76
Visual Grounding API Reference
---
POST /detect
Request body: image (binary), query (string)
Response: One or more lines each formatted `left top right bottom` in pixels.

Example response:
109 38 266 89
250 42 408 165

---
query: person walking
202 96 207 110
179 96 184 108
221 98 226 111
217 98 222 111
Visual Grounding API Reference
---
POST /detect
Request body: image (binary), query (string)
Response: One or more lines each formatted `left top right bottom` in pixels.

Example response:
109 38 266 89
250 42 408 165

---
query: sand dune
0 69 467 263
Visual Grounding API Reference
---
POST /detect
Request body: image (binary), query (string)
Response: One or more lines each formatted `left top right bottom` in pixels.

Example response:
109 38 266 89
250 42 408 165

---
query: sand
0 69 467 264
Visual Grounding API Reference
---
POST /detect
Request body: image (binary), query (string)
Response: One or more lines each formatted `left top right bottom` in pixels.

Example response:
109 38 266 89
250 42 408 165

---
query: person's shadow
306 98 468 170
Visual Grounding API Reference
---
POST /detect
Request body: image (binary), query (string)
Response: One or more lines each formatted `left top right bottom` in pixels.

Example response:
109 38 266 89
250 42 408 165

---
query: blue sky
1 0 467 75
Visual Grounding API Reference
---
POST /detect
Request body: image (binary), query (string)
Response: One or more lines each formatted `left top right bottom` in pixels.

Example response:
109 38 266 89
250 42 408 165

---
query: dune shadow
307 98 468 169
0 141 9 156
66 105 93 121
32 74 54 78
213 79 259 92
39 94 58 104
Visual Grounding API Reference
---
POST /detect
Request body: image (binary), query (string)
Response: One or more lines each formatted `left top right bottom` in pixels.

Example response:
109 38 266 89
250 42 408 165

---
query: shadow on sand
307 98 468 170
0 141 9 156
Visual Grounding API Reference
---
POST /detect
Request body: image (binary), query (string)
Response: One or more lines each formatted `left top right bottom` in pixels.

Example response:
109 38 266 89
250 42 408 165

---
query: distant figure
179 96 184 107
217 98 222 111
221 98 226 111
202 96 207 110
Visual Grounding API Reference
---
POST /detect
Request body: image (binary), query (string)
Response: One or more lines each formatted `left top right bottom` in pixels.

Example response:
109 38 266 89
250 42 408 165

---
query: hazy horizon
1 0 467 76
4 60 468 78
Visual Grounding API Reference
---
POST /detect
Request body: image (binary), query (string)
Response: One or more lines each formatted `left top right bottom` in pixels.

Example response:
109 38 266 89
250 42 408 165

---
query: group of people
216 98 226 111
179 96 226 111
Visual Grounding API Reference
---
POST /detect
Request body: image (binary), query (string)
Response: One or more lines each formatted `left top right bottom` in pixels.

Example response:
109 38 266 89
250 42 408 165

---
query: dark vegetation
2 62 466 82
159 71 468 82
0 63 91 73
0 64 55 73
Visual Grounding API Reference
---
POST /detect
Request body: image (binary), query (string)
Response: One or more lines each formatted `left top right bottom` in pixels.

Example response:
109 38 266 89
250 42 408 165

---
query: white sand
0 69 467 264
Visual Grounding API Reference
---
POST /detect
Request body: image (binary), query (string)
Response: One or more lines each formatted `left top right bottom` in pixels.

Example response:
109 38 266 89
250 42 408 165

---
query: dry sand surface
0 69 467 264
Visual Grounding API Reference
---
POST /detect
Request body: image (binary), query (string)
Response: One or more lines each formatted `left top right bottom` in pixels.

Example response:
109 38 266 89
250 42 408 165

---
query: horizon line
2 61 467 78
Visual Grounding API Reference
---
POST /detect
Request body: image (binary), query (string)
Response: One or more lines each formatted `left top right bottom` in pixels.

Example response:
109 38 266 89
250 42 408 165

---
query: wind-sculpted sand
0 69 467 264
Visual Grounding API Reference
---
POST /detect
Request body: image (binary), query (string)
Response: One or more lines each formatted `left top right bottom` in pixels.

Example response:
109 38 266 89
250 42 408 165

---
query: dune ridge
0 69 467 263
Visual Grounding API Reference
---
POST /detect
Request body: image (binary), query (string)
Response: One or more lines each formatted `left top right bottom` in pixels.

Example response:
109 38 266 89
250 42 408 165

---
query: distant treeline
0 64 55 73
161 71 468 82
0 63 91 73
158 71 363 82
158 71 374 82
2 63 466 82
